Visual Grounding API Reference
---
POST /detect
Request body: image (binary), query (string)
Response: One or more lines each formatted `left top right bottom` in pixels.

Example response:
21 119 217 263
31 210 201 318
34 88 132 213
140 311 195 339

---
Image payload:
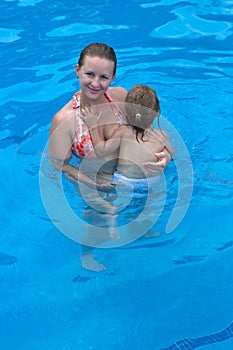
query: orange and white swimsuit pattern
71 92 126 158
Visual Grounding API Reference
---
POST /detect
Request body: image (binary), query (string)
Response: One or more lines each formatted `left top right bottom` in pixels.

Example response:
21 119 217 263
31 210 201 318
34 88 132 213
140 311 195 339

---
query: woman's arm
144 130 175 172
49 110 97 187
144 149 171 172
49 111 73 163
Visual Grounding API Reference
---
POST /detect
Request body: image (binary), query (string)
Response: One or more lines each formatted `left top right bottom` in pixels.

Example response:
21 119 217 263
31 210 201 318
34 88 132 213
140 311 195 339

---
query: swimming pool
1 0 233 349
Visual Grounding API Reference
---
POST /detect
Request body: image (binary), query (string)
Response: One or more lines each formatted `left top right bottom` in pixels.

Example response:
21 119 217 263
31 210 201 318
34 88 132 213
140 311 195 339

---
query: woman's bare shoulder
50 100 75 135
52 100 75 125
108 86 128 102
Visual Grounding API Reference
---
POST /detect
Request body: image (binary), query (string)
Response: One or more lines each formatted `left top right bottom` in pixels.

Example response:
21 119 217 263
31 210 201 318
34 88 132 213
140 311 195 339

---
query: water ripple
150 4 232 40
47 23 129 37
0 252 17 266
0 28 22 43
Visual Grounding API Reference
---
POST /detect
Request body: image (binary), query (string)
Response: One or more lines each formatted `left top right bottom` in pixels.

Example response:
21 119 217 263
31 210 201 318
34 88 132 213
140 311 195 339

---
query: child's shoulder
151 127 167 136
119 124 129 134
118 125 135 139
149 127 169 143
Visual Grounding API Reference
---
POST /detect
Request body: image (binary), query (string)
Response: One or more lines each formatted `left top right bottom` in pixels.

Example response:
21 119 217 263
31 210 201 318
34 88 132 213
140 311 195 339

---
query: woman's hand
143 150 171 173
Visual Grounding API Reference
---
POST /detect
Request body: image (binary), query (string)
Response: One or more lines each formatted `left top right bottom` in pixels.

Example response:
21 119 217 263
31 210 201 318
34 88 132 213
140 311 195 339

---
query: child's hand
81 107 102 129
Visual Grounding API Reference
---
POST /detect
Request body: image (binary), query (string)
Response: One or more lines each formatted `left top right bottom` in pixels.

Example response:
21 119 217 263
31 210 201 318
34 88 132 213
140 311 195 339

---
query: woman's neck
79 91 107 108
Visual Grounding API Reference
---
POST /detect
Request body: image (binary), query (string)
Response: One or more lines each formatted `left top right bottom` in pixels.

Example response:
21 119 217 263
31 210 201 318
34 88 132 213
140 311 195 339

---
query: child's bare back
116 125 169 178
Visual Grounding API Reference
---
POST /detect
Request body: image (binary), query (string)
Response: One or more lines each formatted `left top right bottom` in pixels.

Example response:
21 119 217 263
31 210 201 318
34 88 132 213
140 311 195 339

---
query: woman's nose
91 76 100 86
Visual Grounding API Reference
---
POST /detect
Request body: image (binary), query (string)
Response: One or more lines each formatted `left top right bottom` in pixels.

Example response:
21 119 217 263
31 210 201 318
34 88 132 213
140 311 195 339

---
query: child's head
125 84 160 140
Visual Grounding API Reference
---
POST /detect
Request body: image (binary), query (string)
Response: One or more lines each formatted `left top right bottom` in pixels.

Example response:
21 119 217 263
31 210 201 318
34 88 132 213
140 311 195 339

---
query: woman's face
76 56 116 103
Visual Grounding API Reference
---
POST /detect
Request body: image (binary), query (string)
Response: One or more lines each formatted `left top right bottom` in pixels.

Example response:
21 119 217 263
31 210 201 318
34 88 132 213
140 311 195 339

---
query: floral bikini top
71 92 126 158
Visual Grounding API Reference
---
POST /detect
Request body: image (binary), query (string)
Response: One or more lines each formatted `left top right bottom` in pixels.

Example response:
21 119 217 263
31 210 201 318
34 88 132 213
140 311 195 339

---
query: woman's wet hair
125 84 160 141
78 43 117 75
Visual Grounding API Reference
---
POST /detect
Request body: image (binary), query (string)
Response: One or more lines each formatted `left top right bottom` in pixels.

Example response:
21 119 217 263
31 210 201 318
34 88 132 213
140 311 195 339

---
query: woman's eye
86 72 94 77
101 76 109 80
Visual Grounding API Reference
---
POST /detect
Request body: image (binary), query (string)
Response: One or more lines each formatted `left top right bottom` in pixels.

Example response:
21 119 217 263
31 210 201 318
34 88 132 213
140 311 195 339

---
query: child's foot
144 230 160 238
81 253 106 272
109 227 120 240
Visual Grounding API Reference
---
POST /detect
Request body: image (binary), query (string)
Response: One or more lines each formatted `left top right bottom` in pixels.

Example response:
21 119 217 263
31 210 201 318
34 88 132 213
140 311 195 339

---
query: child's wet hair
125 84 160 141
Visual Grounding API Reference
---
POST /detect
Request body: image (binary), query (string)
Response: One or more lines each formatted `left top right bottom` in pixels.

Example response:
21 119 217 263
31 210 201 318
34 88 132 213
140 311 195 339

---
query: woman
49 43 171 271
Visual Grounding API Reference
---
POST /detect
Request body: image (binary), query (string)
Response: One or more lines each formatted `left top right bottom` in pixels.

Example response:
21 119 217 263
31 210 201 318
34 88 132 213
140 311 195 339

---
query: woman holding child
49 42 171 271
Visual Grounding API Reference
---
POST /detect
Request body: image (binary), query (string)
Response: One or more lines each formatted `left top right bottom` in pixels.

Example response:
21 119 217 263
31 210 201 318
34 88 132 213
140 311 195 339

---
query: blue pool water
1 0 233 349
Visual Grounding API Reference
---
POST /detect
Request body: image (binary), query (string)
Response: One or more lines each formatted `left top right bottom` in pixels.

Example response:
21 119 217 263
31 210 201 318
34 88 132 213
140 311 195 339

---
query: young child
81 84 174 246
81 84 173 180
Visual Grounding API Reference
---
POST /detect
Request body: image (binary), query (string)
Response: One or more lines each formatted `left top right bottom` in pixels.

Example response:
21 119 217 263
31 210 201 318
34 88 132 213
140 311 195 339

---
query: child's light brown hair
125 84 160 142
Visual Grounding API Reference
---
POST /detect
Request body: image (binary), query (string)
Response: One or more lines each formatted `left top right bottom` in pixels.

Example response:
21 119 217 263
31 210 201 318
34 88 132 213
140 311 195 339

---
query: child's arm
81 107 122 157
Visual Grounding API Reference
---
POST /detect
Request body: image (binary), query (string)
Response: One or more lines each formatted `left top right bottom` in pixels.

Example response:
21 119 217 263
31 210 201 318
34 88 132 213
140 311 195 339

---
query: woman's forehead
82 56 115 74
